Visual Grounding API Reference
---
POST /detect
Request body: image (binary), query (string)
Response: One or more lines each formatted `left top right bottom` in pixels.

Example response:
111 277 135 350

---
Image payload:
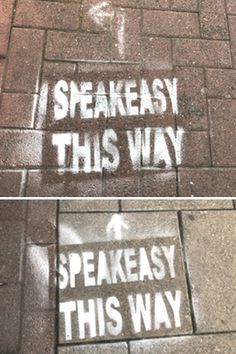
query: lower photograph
0 199 236 353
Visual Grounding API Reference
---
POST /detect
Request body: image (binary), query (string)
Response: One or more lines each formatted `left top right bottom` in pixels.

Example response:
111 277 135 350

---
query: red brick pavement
0 0 236 196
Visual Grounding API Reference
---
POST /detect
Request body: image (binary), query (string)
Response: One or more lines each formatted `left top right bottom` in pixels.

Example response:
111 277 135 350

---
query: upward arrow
106 214 128 240
89 1 115 29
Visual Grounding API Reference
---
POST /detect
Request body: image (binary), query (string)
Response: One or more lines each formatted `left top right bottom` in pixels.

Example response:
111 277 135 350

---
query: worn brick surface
60 200 119 212
182 210 236 332
5 28 44 92
171 0 198 11
58 343 128 353
26 170 103 197
121 200 233 211
228 16 236 67
0 93 37 128
199 0 228 39
0 201 57 354
179 168 236 197
0 221 25 283
0 170 24 196
227 0 236 14
176 67 208 130
0 200 27 220
0 60 5 89
206 69 236 98
15 0 80 30
27 201 57 244
143 11 200 37
21 312 55 354
0 1 236 196
46 32 111 61
0 285 21 352
130 334 236 353
0 0 14 56
209 99 236 166
141 170 177 197
173 39 232 67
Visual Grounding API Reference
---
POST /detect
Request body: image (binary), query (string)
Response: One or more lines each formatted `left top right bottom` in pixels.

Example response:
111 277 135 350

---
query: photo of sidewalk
1 200 236 353
1 0 236 196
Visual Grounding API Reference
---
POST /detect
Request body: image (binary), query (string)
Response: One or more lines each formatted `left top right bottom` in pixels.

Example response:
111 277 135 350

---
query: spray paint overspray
58 212 192 344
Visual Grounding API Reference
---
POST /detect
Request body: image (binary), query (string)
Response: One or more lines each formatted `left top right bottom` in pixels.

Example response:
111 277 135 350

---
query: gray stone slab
0 284 21 352
58 212 192 345
0 220 25 283
58 342 128 354
21 311 55 354
121 200 233 211
182 210 236 333
59 212 179 245
130 333 236 353
60 200 119 212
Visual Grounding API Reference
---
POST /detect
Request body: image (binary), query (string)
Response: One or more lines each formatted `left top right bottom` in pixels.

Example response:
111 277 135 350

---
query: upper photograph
0 0 236 197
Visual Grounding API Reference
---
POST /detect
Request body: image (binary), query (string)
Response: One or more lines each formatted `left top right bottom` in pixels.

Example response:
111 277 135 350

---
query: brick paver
0 0 236 196
1 200 236 352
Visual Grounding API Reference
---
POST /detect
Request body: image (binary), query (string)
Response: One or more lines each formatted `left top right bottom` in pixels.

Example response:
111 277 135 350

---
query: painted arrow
89 1 115 28
89 1 126 59
106 213 128 240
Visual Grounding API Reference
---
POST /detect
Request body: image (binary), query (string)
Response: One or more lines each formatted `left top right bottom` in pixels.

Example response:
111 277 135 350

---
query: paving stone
0 0 14 56
0 59 5 90
179 168 236 196
0 93 37 128
0 221 25 283
141 170 177 197
180 131 210 167
60 200 119 212
0 200 27 220
0 170 23 196
27 201 57 244
130 333 236 353
46 32 111 61
58 342 128 354
143 10 200 37
103 171 140 197
199 0 228 40
59 211 179 244
171 0 198 11
0 284 21 352
24 244 56 311
15 0 80 30
206 69 236 98
59 211 191 344
0 130 43 168
209 99 236 166
173 39 232 67
182 210 236 332
121 200 233 211
142 37 172 70
227 0 236 13
21 311 55 354
5 28 44 92
176 67 208 130
26 170 102 197
228 16 236 67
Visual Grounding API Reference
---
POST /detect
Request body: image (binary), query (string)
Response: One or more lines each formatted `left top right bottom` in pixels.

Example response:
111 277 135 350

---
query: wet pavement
1 200 236 353
1 0 236 196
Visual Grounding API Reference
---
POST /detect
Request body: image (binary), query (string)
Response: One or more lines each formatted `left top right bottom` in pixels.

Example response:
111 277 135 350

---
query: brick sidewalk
0 0 236 196
1 200 236 352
